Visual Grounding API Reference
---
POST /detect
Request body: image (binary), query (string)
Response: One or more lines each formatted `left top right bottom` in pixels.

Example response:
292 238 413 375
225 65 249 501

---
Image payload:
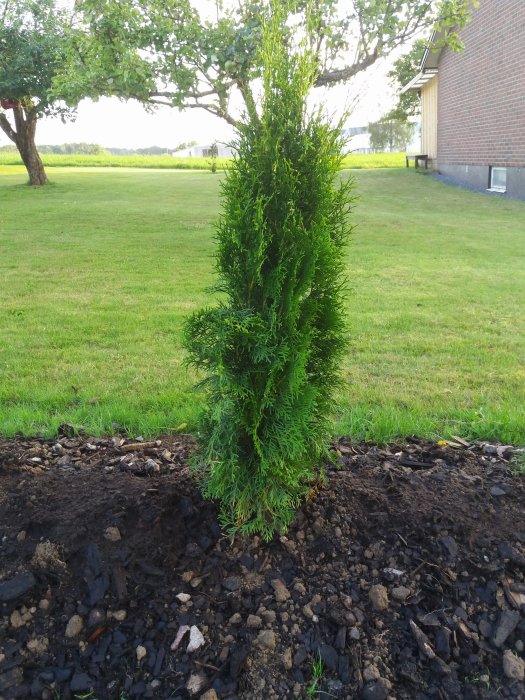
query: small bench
406 154 429 169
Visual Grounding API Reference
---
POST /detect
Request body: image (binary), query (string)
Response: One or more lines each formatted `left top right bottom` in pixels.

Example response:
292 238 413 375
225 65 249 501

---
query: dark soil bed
1 432 524 700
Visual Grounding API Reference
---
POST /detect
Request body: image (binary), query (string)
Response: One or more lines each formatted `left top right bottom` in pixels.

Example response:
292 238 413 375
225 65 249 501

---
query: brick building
403 0 525 198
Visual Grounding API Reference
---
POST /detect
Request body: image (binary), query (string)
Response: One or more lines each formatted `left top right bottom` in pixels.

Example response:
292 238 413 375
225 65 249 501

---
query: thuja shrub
184 2 354 539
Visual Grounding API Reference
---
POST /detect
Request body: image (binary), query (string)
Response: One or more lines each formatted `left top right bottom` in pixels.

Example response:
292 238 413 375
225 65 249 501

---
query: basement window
489 166 507 193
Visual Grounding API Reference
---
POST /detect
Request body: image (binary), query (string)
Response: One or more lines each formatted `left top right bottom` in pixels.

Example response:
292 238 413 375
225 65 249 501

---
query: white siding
421 76 438 162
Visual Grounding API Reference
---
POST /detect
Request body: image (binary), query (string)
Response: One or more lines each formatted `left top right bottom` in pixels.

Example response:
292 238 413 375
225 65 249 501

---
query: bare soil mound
0 433 524 700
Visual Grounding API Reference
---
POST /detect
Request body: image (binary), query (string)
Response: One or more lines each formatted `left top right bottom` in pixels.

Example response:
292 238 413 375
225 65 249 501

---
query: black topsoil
0 432 524 700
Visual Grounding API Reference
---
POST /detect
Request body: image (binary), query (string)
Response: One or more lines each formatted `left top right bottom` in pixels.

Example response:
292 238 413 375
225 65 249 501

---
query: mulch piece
0 432 524 700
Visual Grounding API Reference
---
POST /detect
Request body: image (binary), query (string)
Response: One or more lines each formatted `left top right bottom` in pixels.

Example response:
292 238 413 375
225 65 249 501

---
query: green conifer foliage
184 1 354 539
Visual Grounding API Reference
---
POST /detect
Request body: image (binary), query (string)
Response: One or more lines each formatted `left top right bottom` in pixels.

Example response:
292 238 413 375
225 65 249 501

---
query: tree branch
186 102 239 128
0 112 17 143
236 79 260 127
315 52 378 87
151 84 234 100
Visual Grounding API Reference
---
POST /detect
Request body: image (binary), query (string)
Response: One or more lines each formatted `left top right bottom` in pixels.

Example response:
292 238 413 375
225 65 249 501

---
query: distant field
0 150 405 170
1 166 524 443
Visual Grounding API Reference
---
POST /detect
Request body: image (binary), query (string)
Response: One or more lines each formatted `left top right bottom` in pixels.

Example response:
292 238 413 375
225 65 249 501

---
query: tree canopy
0 0 74 184
58 0 477 127
386 38 428 122
368 119 415 152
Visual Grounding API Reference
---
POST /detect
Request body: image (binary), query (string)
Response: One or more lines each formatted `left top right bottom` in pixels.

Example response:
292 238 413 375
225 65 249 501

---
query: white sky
0 57 399 150
0 0 406 150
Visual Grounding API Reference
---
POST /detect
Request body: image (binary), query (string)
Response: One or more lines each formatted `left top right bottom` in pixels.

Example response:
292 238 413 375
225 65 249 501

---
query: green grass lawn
1 165 524 443
0 150 405 171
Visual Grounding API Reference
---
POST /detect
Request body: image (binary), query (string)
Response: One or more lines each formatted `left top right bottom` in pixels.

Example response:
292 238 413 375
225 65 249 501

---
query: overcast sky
1 0 409 150
0 55 400 150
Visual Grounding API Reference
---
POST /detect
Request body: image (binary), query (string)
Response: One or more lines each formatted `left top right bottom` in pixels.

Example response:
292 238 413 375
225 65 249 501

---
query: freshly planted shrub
184 2 354 539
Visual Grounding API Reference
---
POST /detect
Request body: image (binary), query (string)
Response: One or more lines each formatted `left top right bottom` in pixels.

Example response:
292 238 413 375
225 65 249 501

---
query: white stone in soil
111 609 127 621
65 614 84 638
369 584 389 611
187 625 205 653
186 671 206 695
27 637 49 655
502 650 524 681
104 526 121 542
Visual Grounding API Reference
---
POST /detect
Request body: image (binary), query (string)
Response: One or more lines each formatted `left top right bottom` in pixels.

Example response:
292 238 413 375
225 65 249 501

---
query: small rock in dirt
255 630 276 651
409 619 436 658
247 614 262 629
52 443 66 456
87 608 105 627
435 627 451 659
262 609 276 623
32 541 66 572
318 644 338 672
186 672 207 695
382 567 404 581
145 458 160 473
293 581 307 595
0 570 36 602
391 586 411 603
437 535 458 560
282 648 293 670
26 637 49 655
199 690 218 700
70 672 92 692
498 541 525 569
490 486 507 497
171 625 190 651
497 445 513 459
502 649 524 681
83 542 110 605
335 627 346 650
111 609 127 621
229 612 242 625
65 614 84 638
271 578 291 603
176 593 191 603
16 530 26 542
369 585 389 611
222 576 241 592
361 679 389 700
10 609 26 629
492 610 520 648
104 526 121 542
187 625 205 652
136 645 147 662
478 619 492 638
363 665 381 682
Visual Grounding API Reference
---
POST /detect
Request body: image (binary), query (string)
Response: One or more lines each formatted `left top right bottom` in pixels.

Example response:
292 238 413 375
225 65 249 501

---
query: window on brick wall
489 167 507 193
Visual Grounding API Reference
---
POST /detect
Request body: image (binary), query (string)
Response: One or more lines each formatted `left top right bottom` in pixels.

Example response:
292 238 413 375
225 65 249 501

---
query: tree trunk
0 105 48 186
18 136 48 186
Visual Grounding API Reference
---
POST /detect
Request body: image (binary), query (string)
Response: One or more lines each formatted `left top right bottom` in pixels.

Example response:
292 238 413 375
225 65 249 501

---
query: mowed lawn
1 165 524 443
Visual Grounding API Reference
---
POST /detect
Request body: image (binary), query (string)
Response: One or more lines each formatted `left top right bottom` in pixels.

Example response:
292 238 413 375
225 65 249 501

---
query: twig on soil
396 532 408 546
410 560 429 578
194 660 221 672
120 442 158 452
409 619 436 659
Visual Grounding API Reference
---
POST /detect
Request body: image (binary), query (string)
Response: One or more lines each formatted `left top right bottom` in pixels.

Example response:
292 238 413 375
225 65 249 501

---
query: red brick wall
437 0 525 167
